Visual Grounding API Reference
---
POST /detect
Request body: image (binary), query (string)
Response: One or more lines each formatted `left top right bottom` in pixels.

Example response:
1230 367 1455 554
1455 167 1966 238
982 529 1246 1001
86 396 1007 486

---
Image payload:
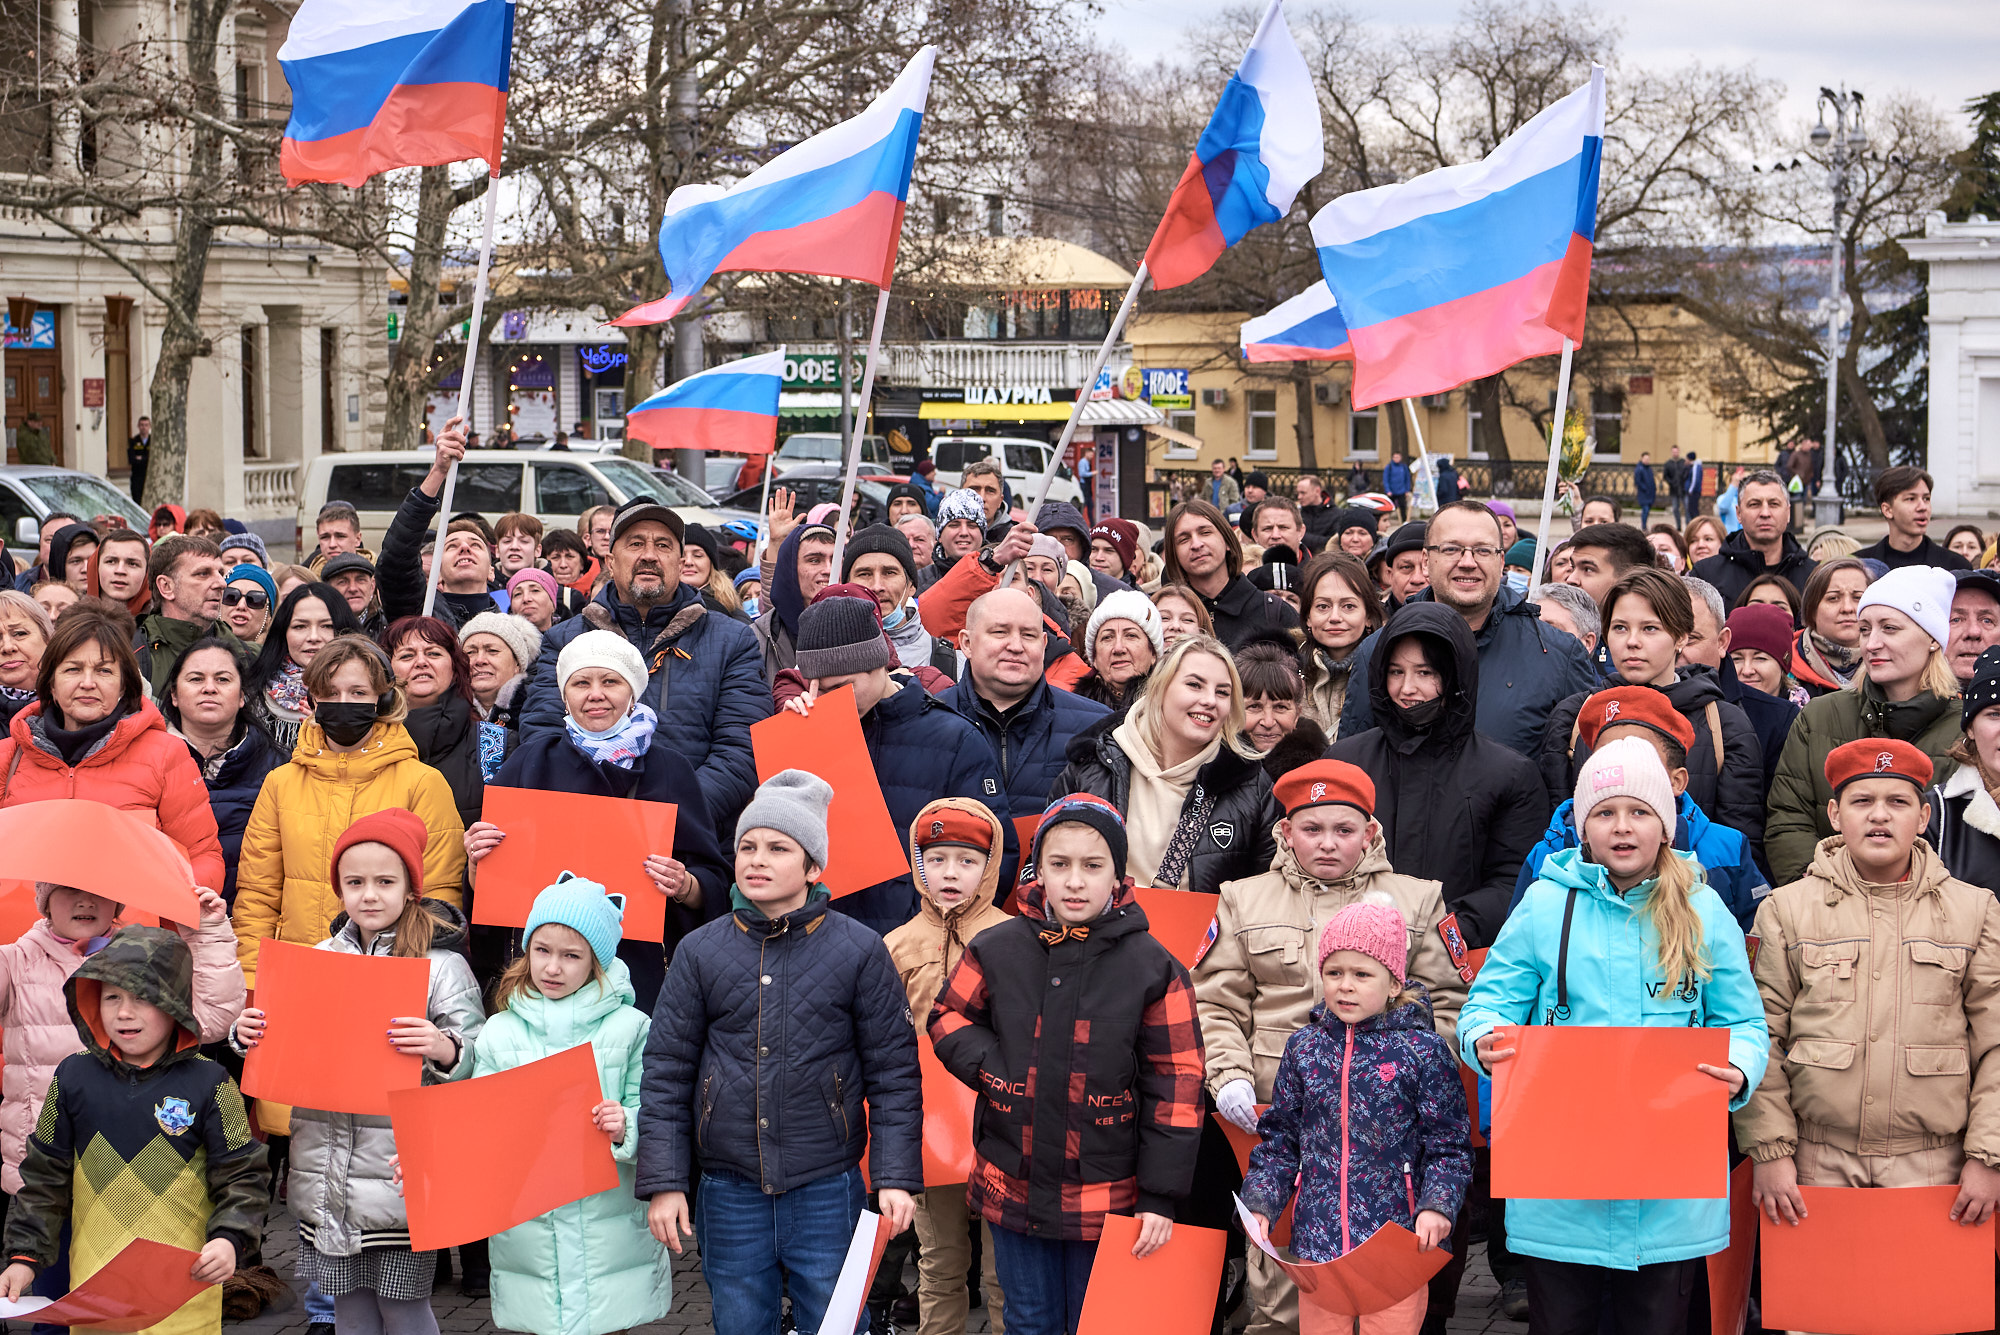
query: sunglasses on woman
221 588 269 609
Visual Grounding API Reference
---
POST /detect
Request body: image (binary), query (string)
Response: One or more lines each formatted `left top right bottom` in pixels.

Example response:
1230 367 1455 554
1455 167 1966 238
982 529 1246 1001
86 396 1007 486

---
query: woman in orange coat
0 604 225 891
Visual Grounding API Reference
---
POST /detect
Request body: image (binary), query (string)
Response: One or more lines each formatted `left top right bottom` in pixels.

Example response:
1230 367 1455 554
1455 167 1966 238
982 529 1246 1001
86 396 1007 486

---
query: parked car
774 432 903 475
0 466 152 568
927 435 1084 508
715 462 897 531
295 449 739 556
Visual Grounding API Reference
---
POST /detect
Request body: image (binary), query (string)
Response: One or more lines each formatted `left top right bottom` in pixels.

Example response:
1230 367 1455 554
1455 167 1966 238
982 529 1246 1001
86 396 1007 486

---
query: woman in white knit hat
1765 564 1963 884
1071 588 1163 712
457 611 542 733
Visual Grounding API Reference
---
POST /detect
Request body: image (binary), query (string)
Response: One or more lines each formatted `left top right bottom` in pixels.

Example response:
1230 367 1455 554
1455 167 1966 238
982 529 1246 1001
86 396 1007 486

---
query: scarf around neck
566 702 659 769
268 658 311 717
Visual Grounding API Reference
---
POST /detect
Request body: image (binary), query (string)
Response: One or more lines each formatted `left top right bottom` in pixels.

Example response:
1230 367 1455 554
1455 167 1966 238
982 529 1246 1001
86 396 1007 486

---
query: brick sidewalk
232 1206 1527 1335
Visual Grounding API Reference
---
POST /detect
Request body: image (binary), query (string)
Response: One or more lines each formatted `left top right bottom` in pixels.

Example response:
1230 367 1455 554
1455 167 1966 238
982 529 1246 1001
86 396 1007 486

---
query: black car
718 463 897 530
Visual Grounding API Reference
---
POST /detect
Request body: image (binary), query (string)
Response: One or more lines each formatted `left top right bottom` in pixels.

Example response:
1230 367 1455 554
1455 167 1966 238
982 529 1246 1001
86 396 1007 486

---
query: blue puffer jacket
1241 989 1473 1263
635 888 922 1198
1459 847 1769 1271
521 580 770 829
188 724 284 907
940 675 1106 895
1511 795 1769 932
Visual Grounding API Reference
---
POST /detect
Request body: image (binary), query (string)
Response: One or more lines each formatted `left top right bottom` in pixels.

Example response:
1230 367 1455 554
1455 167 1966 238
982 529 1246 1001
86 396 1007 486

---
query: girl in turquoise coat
1458 738 1767 1335
473 874 667 1335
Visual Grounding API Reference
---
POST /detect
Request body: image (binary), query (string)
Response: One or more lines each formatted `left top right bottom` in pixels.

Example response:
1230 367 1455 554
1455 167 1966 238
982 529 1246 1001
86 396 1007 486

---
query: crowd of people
1 426 1998 1335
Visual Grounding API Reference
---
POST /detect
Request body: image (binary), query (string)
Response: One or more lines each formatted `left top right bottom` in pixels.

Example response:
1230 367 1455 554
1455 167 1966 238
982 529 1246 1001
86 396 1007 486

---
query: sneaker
1499 1277 1530 1321
307 1323 335 1335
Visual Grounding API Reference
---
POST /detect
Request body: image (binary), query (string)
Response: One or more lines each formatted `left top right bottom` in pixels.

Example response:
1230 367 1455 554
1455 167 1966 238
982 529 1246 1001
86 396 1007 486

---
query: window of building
1247 390 1277 459
1349 406 1379 460
1163 410 1198 460
240 327 261 458
1465 406 1486 460
1591 389 1624 459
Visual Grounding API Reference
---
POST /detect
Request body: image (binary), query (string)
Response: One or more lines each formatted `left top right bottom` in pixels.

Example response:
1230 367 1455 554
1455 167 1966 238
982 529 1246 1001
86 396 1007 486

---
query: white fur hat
1083 589 1165 665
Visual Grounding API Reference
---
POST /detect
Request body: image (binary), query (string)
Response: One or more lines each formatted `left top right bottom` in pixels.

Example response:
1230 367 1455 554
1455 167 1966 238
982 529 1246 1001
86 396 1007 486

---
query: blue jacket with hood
1510 793 1769 932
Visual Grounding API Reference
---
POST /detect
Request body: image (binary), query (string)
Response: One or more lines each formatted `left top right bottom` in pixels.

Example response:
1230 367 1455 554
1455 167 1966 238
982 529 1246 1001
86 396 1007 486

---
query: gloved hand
1216 1079 1260 1133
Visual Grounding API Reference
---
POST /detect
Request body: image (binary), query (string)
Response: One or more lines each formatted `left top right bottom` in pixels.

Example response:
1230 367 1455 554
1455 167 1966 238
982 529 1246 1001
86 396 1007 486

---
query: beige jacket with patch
1735 835 2000 1165
884 797 1015 1026
1194 831 1463 1101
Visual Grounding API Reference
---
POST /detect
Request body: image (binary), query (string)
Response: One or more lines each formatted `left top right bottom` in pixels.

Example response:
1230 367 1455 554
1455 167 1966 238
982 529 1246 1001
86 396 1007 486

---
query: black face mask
1394 695 1448 732
315 701 378 746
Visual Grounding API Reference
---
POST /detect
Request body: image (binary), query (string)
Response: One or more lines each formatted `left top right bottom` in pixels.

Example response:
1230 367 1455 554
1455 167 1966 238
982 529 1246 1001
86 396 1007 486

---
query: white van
773 432 898 473
295 449 737 556
928 435 1084 509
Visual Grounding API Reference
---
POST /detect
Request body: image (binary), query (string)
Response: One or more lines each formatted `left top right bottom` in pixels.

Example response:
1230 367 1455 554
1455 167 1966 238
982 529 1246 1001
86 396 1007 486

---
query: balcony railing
784 340 1114 390
243 460 299 517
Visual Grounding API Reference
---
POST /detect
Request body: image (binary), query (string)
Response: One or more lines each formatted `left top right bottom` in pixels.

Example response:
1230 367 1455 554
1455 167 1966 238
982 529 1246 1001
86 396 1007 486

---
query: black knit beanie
840 523 919 588
796 594 892 680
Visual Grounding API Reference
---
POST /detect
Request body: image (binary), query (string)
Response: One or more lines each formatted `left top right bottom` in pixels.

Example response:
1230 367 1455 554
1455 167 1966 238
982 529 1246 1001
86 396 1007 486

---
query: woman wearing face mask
1072 589 1162 712
1791 557 1869 696
1328 603 1548 950
220 563 278 647
0 591 53 735
461 630 729 1013
161 638 282 907
1296 552 1383 730
247 583 361 754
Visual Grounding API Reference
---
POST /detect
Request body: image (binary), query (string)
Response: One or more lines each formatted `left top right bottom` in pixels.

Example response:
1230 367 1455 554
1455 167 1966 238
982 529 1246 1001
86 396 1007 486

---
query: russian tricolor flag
1310 66 1605 409
612 48 934 327
277 0 514 188
1240 283 1352 363
1142 0 1323 291
623 349 784 454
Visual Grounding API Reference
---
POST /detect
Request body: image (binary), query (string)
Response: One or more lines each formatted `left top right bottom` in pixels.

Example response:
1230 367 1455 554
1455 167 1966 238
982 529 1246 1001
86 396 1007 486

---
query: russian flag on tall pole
1240 283 1352 363
1141 0 1323 291
1309 66 1605 409
624 349 784 455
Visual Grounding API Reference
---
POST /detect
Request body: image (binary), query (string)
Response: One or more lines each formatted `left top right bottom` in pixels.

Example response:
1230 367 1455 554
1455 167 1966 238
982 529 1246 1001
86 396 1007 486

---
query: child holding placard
1737 740 2000 1222
885 797 1014 1335
229 809 484 1335
472 873 667 1335
1458 739 1766 1335
1239 900 1474 1335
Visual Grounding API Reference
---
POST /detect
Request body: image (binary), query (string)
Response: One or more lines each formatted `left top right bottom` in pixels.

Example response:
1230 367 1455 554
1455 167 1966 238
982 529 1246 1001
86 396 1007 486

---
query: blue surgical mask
1505 570 1529 595
740 596 761 619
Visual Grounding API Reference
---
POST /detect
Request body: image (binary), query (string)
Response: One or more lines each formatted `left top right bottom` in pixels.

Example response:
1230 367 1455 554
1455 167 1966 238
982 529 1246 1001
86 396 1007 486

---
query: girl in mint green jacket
1458 739 1766 1333
473 875 668 1335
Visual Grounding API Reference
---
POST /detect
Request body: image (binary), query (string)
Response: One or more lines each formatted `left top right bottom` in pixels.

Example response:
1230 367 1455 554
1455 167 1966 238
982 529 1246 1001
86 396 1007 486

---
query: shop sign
82 379 105 408
783 353 864 389
509 356 555 390
1140 368 1191 410
500 310 529 341
579 344 628 374
387 312 400 343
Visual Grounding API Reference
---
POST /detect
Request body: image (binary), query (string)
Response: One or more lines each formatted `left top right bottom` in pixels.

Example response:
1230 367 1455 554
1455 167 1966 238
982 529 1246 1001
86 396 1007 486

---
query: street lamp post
1810 87 1866 529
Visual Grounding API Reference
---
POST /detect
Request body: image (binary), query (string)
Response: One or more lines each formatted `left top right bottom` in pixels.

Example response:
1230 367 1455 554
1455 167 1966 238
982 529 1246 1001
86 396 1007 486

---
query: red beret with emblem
1825 738 1933 794
1274 760 1376 819
914 805 993 853
1576 685 1696 754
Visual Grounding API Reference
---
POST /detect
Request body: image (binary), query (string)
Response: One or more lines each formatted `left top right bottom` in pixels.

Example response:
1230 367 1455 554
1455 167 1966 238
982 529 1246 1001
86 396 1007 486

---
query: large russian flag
1310 66 1604 409
612 48 934 327
1142 0 1322 291
277 0 513 189
1240 283 1352 362
624 349 784 454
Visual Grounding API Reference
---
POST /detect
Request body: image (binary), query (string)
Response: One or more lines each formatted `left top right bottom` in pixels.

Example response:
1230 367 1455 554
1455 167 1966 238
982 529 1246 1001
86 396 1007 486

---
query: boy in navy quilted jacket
1240 898 1473 1335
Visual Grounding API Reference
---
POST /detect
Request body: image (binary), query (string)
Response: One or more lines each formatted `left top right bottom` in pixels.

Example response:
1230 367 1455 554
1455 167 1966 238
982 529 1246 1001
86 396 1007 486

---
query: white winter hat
1084 589 1165 665
459 611 543 673
555 629 648 700
1856 564 1954 651
1573 735 1677 846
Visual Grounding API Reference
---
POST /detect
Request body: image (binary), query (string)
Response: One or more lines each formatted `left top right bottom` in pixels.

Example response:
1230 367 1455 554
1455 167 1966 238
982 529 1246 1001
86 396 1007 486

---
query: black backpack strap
1546 888 1579 1025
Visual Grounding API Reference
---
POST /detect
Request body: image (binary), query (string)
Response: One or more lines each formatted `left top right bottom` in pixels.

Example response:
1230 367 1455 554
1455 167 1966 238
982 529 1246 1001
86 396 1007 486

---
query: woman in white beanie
1072 588 1163 711
1765 564 1963 884
462 629 730 1012
457 611 541 732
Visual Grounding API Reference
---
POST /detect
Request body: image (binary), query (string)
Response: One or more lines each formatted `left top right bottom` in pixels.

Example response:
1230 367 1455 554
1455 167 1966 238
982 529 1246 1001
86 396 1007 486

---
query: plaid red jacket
928 877 1206 1241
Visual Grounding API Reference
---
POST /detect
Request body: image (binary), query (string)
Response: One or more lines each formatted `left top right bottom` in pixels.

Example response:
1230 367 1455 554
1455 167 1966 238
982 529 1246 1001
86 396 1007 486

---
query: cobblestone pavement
233 1207 1524 1335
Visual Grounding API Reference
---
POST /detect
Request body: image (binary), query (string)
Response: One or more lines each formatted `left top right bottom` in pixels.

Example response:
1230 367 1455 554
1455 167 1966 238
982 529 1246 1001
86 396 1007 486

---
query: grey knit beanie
459 611 543 673
219 531 270 566
796 595 891 680
736 769 834 870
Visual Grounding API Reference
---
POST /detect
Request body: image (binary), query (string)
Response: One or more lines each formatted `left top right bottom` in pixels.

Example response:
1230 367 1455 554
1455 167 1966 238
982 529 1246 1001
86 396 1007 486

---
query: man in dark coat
522 496 772 829
1159 499 1297 651
1690 469 1816 606
1634 450 1657 528
1328 602 1549 948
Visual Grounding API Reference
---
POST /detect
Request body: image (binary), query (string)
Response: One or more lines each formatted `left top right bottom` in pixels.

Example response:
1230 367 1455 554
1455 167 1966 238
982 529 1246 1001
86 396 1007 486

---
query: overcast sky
1098 0 1999 137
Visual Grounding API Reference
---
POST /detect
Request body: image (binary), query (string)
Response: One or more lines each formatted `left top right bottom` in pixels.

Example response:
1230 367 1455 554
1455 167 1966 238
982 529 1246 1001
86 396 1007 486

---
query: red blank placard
1490 1025 1729 1200
0 800 201 926
1762 1185 1993 1335
750 685 908 897
240 940 429 1116
919 1034 976 1187
1283 1221 1452 1318
1076 1215 1228 1335
473 787 675 942
29 1238 213 1331
1128 888 1219 971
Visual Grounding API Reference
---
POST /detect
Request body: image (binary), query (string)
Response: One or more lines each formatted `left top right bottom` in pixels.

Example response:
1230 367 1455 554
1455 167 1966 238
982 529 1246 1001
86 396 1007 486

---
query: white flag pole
828 287 892 574
1527 337 1576 591
1026 261 1148 519
748 342 788 567
422 178 501 619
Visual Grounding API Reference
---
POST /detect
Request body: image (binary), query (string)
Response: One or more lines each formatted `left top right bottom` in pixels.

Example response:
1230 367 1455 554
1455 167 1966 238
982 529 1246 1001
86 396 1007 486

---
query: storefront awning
918 401 1074 421
1078 398 1163 426
779 392 845 416
1145 422 1204 450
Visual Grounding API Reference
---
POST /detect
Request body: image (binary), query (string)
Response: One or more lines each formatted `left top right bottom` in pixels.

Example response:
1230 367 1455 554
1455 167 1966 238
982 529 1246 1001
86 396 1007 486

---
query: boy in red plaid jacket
929 794 1206 1335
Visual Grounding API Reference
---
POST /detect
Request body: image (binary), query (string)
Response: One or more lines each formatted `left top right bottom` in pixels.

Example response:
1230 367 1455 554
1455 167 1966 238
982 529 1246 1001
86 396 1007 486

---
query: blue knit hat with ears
523 872 625 972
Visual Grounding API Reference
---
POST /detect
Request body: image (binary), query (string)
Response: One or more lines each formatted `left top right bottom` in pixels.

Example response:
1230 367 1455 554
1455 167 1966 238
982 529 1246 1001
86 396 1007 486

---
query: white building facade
1908 211 2000 517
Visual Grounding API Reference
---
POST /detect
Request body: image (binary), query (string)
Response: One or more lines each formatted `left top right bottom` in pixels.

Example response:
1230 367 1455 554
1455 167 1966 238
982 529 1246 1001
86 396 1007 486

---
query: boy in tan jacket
885 797 1012 1335
1738 739 2000 1228
1194 759 1464 1335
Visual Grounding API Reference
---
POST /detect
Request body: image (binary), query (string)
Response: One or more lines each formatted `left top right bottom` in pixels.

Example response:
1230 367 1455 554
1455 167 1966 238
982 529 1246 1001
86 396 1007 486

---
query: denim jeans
305 1280 335 1323
695 1166 870 1335
987 1224 1097 1335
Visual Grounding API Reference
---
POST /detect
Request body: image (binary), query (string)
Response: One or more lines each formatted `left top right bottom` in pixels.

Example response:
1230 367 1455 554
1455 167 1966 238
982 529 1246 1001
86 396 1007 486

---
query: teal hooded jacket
1458 847 1768 1270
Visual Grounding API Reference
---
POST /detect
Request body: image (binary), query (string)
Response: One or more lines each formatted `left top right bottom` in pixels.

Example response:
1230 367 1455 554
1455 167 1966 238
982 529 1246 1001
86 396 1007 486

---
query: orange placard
920 1034 976 1187
1708 1159 1756 1335
1280 1221 1450 1319
1490 1025 1729 1200
750 685 909 897
0 800 201 926
240 940 429 1116
1214 1108 1267 1176
1077 1214 1228 1335
1459 948 1489 1149
391 1043 619 1252
473 787 674 942
1762 1185 1993 1335
0 882 43 945
1013 814 1040 863
13 1238 212 1330
1129 888 1219 971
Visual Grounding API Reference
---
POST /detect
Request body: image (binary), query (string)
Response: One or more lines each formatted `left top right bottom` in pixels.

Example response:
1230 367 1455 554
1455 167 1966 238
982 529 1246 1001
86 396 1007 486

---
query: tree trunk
1291 370 1318 474
1840 233 1892 468
383 167 457 450
1471 375 1513 487
1386 390 1409 460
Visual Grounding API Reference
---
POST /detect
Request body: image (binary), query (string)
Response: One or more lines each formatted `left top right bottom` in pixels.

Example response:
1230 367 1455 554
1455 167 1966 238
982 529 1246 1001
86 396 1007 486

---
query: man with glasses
1336 500 1598 756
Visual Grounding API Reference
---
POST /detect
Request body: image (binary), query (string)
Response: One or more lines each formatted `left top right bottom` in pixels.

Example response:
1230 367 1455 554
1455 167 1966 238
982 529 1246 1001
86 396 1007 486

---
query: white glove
1216 1079 1260 1133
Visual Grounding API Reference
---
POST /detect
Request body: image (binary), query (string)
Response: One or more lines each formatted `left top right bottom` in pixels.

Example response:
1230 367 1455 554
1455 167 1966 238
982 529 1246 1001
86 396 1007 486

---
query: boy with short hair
930 795 1205 1335
1738 740 2000 1223
0 927 267 1335
885 798 1014 1335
